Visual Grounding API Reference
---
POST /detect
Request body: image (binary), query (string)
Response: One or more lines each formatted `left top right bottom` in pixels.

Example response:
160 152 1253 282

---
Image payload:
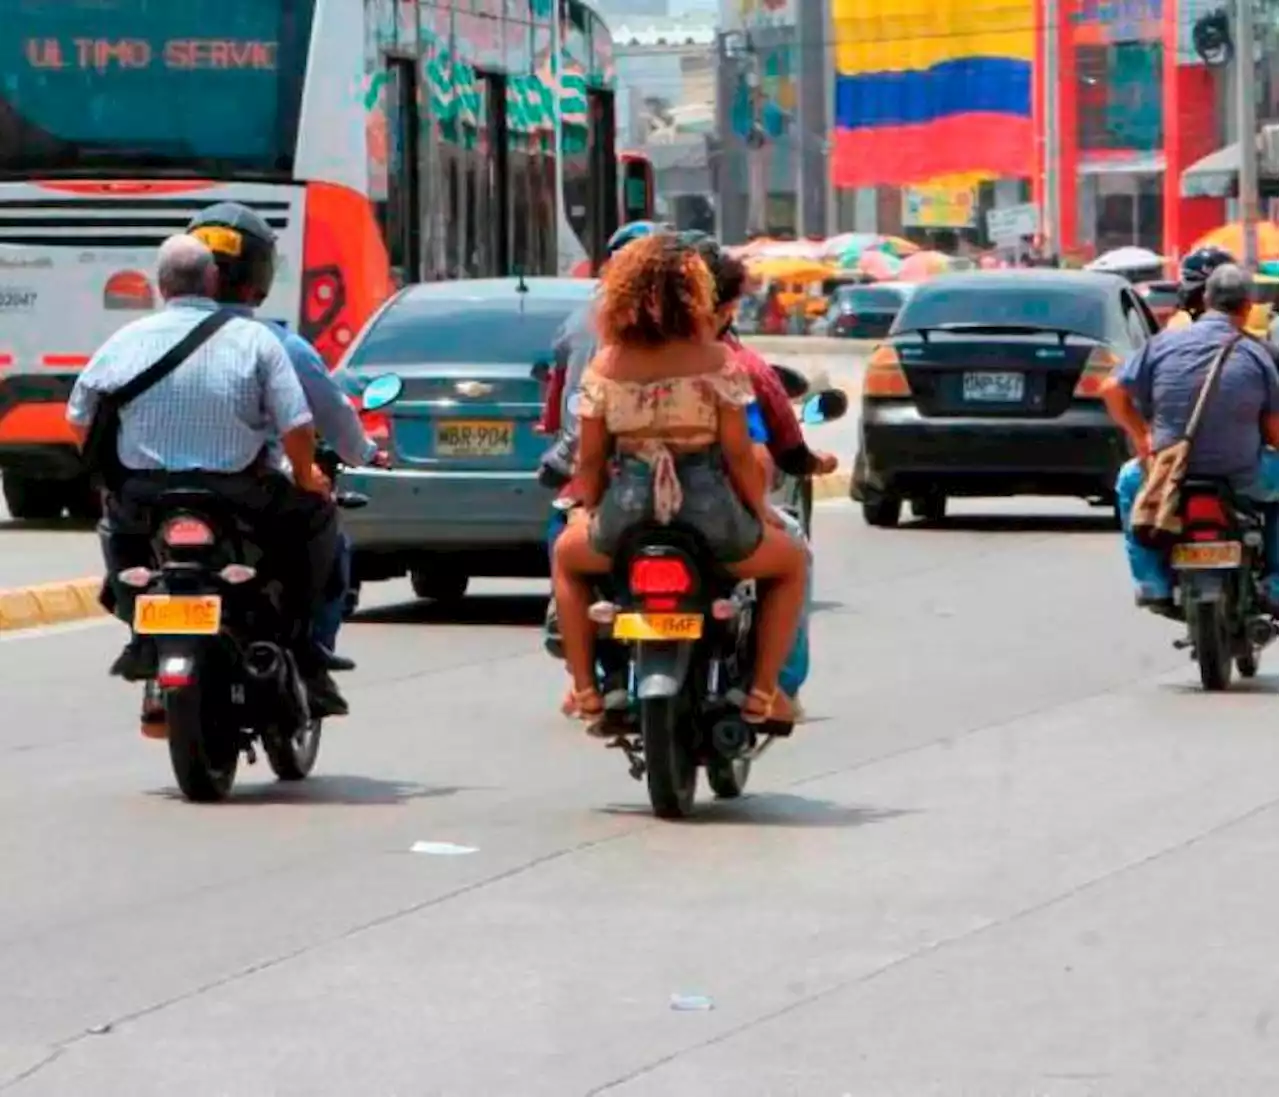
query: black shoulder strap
111 309 236 408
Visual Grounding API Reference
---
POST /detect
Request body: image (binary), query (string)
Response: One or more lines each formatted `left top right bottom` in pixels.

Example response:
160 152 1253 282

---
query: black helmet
1178 245 1236 316
186 202 277 306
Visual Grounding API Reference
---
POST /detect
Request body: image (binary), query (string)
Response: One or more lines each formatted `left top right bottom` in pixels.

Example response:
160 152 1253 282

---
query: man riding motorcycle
1165 245 1236 331
185 202 387 675
1105 263 1279 616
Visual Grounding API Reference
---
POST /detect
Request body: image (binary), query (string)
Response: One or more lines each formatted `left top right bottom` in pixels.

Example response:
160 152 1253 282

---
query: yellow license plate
612 613 704 641
1170 541 1243 569
133 595 222 635
435 420 514 458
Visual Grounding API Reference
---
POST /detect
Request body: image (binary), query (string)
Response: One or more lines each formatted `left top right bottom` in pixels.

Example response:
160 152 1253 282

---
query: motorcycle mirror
770 363 809 400
361 373 404 412
801 388 849 425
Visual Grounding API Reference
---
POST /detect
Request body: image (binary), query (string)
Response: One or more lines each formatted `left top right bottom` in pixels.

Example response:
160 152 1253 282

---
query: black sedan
850 270 1156 526
827 281 914 339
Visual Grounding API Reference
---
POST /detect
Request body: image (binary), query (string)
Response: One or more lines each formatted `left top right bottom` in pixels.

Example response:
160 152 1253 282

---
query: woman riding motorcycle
551 233 807 725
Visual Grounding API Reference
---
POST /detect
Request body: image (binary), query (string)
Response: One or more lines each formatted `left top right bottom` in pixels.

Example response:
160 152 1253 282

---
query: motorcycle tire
165 679 238 802
263 717 323 782
705 753 751 800
640 697 697 820
1190 600 1233 692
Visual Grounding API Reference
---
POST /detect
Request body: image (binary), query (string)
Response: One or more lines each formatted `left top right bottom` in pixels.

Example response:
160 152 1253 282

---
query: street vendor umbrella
826 232 879 262
1189 222 1279 263
1086 246 1166 275
875 235 920 259
745 256 834 284
856 250 903 280
898 250 952 282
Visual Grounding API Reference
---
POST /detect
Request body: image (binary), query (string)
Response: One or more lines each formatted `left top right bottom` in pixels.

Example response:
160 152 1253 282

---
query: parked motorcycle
124 374 403 801
1170 478 1277 690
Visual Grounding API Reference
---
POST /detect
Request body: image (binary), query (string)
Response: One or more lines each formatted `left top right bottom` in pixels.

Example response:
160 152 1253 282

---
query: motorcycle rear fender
1179 571 1228 603
633 642 694 700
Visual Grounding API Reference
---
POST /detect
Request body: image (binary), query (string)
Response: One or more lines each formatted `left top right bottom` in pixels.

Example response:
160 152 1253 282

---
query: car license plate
612 613 704 641
133 594 222 635
963 371 1025 403
435 420 514 458
1170 541 1242 569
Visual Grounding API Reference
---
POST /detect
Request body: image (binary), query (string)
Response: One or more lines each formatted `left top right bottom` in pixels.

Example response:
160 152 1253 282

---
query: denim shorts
590 449 762 564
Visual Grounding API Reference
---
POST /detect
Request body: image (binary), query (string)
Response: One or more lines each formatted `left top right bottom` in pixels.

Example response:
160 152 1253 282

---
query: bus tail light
863 346 911 399
1073 347 1122 398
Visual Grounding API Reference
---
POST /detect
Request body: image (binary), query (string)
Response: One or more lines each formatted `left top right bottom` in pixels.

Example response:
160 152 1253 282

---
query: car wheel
862 495 901 528
410 568 469 603
911 494 946 523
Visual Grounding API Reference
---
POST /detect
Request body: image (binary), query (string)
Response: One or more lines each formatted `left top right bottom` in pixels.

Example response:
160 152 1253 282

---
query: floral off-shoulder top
575 351 758 524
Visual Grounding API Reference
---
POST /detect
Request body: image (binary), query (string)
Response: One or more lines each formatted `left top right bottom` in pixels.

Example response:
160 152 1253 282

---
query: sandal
562 685 605 723
741 687 794 725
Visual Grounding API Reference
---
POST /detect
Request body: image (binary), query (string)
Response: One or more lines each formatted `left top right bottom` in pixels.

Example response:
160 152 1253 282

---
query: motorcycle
547 379 848 819
1169 478 1277 690
123 374 403 802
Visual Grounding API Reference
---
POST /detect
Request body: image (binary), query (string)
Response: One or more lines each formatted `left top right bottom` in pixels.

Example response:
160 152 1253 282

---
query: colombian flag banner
831 0 1036 187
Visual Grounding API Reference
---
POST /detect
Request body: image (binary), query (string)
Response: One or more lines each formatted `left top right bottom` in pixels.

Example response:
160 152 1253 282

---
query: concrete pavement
0 497 1273 1095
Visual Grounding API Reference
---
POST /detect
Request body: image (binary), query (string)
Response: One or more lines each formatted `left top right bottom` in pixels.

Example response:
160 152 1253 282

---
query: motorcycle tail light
218 564 257 584
1184 494 1229 540
587 600 617 624
629 555 693 597
117 566 154 588
162 517 214 547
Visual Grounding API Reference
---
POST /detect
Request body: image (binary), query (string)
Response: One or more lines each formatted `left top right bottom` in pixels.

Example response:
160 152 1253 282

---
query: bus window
619 153 654 223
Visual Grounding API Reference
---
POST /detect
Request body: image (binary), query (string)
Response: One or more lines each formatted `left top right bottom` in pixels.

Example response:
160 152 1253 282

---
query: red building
1035 0 1274 259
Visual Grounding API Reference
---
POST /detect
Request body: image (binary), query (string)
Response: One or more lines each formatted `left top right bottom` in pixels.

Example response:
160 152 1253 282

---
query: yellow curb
0 578 106 632
811 469 852 501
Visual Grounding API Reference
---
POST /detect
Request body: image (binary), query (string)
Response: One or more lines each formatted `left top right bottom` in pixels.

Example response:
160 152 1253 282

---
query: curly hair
595 232 716 348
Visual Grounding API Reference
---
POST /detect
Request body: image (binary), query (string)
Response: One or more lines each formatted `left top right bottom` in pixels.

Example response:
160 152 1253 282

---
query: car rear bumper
341 467 553 553
852 400 1129 499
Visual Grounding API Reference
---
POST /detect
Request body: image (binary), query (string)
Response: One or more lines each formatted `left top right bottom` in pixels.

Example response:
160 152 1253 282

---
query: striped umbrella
856 250 903 280
898 250 952 281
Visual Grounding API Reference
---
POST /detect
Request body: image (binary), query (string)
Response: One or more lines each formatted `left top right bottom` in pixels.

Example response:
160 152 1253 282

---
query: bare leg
728 525 806 718
551 522 611 715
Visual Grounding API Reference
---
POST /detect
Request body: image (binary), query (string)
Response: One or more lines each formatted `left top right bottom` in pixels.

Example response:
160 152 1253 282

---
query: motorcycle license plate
1170 541 1242 569
612 613 703 641
133 594 222 635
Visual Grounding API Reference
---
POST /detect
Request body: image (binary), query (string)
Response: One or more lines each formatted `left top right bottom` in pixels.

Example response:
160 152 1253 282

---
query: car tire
410 568 469 604
911 494 946 523
2 473 64 521
862 495 901 528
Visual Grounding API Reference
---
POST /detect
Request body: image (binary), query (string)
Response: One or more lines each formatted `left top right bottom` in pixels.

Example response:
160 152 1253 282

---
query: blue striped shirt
67 297 313 473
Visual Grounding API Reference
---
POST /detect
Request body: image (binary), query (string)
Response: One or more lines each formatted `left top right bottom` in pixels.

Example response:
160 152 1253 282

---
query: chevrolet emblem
455 381 493 398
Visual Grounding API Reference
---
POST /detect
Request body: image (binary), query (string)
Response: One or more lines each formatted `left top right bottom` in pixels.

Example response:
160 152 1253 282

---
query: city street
0 495 1274 1096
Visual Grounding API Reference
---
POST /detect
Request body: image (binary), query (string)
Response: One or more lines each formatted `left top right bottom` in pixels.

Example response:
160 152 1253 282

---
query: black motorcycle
548 382 848 818
122 374 402 801
1170 478 1277 690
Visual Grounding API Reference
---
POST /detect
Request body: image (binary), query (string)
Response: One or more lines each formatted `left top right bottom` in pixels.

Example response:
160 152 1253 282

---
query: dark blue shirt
1115 311 1279 484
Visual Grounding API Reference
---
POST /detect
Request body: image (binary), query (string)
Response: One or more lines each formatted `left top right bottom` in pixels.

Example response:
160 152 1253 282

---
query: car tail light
360 406 391 443
862 345 910 398
1072 347 1122 398
629 555 694 610
1183 494 1229 540
162 517 214 547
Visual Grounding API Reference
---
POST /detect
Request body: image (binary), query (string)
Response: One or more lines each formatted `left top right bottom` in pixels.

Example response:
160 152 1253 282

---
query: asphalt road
0 497 1274 1096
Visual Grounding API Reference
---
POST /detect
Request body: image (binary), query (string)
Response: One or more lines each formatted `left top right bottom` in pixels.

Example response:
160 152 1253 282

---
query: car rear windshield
894 282 1109 340
348 296 582 366
838 286 905 309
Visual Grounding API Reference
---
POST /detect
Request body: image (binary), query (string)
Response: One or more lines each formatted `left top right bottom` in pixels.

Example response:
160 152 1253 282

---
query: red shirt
720 331 805 459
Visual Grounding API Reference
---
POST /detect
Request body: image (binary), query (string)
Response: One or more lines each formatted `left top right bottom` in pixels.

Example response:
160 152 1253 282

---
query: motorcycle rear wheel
165 680 238 802
1191 601 1233 692
263 717 322 781
640 697 697 819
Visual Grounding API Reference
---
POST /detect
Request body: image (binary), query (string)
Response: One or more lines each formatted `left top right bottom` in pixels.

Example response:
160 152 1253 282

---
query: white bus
0 0 653 519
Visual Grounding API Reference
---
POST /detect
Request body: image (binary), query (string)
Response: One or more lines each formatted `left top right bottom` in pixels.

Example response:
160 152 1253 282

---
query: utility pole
1234 0 1260 270
1041 0 1061 253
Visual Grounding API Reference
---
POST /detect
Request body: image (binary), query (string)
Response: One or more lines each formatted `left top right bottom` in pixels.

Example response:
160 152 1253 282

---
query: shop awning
1181 143 1243 198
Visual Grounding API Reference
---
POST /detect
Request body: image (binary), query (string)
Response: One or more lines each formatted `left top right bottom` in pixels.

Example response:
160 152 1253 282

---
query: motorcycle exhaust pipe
711 715 751 758
1248 616 1278 646
244 641 286 687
